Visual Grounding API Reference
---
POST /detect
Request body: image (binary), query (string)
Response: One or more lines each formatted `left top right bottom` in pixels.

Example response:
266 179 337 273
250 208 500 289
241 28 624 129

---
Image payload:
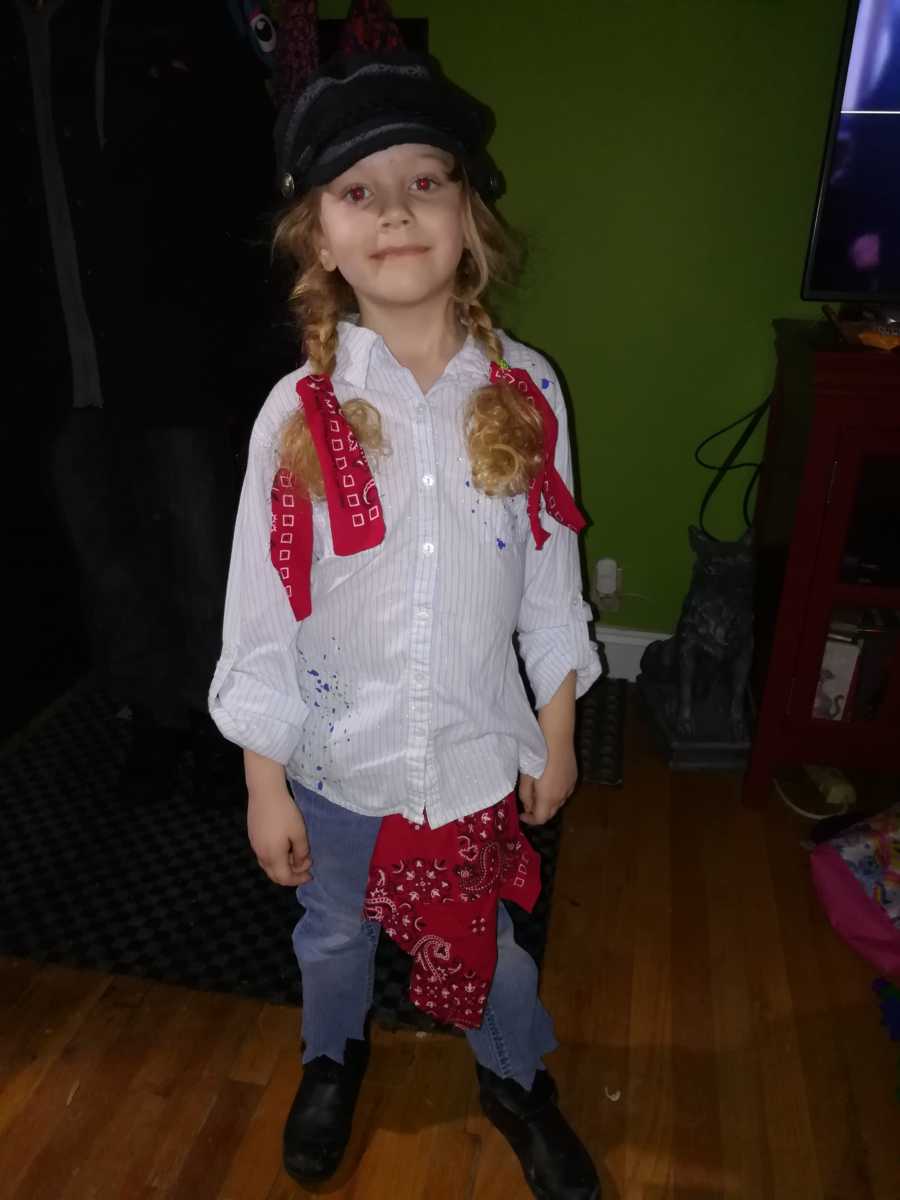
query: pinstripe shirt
209 320 602 828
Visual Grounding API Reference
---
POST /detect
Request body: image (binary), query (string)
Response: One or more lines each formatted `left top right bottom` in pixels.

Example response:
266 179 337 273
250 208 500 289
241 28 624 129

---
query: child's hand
518 743 578 827
247 785 313 887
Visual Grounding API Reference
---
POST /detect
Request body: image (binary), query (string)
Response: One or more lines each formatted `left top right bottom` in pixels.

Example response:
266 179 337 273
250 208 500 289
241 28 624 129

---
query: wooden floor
2 707 899 1200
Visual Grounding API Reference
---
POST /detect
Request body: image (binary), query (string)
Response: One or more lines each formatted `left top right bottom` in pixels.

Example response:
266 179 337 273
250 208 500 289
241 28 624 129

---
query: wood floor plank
57 1081 170 1200
229 1003 302 1089
0 974 149 1200
702 784 776 1200
167 1077 263 1200
535 789 631 1195
389 1034 480 1200
51 983 222 1200
13 978 184 1200
578 784 637 1194
218 1050 301 1200
120 992 263 1199
668 773 725 1196
619 740 674 1198
0 963 110 1139
734 795 824 1199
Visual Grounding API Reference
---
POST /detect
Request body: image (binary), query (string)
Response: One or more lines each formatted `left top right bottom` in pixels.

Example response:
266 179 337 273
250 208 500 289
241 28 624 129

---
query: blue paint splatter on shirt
496 538 507 550
541 378 551 390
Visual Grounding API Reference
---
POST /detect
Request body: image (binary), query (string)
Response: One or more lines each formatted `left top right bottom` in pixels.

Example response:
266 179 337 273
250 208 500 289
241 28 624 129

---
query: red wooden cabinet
745 320 900 805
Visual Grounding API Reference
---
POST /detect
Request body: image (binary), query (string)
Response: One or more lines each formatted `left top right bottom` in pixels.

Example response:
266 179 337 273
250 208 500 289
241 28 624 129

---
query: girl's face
316 143 466 313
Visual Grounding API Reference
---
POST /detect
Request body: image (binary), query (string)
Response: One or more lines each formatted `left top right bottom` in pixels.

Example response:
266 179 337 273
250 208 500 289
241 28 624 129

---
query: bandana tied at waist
363 792 541 1030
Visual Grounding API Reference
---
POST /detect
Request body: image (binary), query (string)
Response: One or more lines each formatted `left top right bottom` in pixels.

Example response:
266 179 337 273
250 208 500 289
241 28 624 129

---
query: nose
377 188 413 229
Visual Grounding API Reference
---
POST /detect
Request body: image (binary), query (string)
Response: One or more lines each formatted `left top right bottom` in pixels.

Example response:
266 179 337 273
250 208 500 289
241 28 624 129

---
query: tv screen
802 0 900 303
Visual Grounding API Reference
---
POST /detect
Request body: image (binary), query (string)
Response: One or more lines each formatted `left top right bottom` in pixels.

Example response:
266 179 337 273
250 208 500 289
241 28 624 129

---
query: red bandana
269 363 584 1027
488 362 586 549
363 793 541 1029
270 364 585 619
270 374 384 620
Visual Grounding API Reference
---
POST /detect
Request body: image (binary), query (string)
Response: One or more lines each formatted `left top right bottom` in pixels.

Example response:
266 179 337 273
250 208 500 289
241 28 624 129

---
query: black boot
476 1064 600 1200
282 1037 370 1184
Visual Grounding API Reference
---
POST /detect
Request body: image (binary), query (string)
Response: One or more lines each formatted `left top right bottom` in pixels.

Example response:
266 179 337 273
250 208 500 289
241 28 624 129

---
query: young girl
210 50 602 1200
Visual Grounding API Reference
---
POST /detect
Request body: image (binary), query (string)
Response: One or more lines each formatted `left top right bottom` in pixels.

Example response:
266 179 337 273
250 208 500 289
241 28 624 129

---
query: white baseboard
593 623 670 682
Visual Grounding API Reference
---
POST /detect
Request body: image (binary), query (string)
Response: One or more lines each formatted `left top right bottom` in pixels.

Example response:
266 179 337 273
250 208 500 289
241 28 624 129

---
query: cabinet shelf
745 319 900 806
832 583 900 609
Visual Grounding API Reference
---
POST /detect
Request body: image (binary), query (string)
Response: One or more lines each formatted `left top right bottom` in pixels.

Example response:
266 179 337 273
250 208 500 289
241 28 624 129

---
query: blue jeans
289 781 558 1091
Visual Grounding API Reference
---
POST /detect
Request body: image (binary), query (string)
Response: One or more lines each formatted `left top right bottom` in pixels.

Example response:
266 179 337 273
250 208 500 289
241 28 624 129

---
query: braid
294 262 341 375
458 299 543 497
458 296 505 365
274 201 386 497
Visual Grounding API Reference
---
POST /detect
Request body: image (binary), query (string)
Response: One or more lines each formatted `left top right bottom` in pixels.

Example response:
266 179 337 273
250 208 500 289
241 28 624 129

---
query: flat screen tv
802 0 900 305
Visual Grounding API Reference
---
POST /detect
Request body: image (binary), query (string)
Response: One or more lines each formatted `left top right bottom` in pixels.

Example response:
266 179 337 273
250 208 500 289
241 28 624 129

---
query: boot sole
479 1089 600 1200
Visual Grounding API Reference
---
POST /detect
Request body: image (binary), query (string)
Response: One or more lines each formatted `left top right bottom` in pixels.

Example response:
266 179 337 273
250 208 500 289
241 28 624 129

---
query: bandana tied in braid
270 360 585 621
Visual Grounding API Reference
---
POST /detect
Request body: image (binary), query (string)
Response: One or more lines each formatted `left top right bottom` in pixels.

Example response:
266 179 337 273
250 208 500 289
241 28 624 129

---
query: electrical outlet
592 585 620 612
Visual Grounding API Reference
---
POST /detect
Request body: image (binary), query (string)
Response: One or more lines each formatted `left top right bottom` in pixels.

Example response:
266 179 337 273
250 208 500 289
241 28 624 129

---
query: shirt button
422 542 435 556
421 473 435 487
416 608 430 620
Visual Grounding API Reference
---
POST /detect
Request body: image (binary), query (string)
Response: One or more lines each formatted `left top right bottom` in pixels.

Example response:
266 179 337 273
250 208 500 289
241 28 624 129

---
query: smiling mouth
372 246 429 260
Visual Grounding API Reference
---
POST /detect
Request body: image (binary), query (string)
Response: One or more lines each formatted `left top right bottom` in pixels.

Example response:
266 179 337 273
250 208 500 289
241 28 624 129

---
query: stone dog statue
640 526 754 742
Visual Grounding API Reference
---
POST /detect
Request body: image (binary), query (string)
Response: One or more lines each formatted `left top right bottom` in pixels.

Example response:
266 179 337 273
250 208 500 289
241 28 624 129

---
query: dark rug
577 676 627 787
0 681 610 1033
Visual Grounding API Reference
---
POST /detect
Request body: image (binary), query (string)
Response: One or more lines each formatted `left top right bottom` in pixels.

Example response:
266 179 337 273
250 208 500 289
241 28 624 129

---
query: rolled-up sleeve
209 419 309 764
516 364 603 711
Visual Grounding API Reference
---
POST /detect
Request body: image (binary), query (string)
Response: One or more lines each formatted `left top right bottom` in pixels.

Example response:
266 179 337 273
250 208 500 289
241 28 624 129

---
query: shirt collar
334 318 491 391
334 319 379 390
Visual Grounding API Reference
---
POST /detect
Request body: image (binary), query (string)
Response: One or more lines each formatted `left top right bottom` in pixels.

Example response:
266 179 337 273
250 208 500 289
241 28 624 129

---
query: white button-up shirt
209 321 602 828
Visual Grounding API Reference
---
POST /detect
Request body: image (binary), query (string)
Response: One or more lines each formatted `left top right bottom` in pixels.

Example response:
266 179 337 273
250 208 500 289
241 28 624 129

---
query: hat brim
305 120 466 188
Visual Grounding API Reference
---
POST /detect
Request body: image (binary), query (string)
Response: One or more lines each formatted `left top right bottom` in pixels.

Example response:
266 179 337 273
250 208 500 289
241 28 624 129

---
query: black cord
694 393 772 541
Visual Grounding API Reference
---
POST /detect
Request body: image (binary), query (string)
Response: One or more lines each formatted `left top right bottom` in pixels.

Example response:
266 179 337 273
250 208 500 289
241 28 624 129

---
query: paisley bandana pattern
363 792 541 1029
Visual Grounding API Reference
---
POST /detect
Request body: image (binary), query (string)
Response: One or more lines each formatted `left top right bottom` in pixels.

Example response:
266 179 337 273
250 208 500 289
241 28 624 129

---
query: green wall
322 0 849 631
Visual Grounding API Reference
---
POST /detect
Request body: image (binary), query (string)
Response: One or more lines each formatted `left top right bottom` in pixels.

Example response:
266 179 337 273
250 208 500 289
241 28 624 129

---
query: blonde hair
272 173 542 499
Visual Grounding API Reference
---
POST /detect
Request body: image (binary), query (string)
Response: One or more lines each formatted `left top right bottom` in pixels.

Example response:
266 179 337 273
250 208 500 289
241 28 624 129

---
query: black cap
274 52 504 201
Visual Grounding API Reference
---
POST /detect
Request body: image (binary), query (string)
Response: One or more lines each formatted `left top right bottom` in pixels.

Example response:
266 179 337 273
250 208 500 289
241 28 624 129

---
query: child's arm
209 409 310 765
245 749 312 886
208 388 313 881
516 361 602 824
520 670 577 827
